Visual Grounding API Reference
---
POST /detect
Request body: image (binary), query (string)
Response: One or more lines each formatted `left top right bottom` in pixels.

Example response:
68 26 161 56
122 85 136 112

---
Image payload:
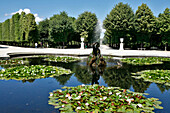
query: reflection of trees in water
156 84 170 93
73 65 93 84
102 64 151 92
102 61 170 93
53 74 72 85
22 79 35 83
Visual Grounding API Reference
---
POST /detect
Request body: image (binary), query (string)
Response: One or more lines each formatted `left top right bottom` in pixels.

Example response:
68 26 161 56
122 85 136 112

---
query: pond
0 56 170 113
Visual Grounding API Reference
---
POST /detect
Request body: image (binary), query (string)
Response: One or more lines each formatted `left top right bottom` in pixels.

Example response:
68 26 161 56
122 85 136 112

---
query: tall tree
103 2 134 47
38 18 49 42
49 11 73 45
25 13 37 42
158 8 170 50
0 23 2 41
134 3 156 47
75 11 98 43
19 12 26 42
13 13 20 42
2 19 10 42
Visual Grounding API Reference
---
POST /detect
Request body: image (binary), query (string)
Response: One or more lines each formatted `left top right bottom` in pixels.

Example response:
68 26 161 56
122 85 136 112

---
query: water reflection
0 57 170 93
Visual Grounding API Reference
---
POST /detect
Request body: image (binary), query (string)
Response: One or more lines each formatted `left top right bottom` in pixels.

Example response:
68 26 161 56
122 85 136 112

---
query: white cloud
5 8 43 23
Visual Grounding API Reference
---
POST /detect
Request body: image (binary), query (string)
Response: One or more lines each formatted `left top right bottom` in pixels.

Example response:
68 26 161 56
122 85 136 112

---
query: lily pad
0 58 25 65
131 70 170 86
44 56 80 63
48 84 163 113
0 65 72 81
121 57 169 65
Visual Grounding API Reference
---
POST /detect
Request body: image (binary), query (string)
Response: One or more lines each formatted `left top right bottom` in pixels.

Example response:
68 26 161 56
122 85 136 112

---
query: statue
88 42 106 67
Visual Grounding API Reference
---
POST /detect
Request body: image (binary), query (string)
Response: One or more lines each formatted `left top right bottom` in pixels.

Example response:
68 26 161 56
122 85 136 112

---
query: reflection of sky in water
0 66 4 70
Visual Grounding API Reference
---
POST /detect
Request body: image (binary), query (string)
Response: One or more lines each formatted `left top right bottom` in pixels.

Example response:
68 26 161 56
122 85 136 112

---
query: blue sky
0 0 169 23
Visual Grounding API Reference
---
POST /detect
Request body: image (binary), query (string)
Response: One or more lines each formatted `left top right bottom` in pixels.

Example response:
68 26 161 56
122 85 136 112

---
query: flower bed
0 58 24 65
48 84 163 113
132 70 170 86
121 57 166 65
44 56 80 63
0 65 72 80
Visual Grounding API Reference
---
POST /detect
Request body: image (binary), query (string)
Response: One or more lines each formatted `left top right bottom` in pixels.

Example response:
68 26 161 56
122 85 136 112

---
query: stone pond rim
6 52 170 59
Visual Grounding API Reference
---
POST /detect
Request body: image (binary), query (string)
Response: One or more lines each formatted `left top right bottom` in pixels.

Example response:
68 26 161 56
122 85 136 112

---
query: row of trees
0 2 169 49
0 11 99 47
0 12 38 46
39 11 98 47
103 3 170 50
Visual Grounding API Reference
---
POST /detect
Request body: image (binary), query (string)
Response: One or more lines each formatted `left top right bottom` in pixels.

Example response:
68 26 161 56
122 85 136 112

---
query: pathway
0 44 170 58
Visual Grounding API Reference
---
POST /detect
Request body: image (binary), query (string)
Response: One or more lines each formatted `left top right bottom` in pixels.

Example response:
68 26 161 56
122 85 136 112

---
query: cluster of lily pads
132 70 170 86
0 65 72 80
44 56 80 63
121 57 170 65
48 84 163 113
0 58 24 65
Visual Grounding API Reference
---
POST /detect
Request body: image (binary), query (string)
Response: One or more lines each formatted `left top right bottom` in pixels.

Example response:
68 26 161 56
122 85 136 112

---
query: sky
0 0 169 37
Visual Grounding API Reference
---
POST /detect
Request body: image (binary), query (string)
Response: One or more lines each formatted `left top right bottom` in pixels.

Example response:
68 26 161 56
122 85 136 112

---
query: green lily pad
44 56 80 63
0 65 72 81
131 70 170 86
121 57 170 65
48 84 163 113
0 58 25 65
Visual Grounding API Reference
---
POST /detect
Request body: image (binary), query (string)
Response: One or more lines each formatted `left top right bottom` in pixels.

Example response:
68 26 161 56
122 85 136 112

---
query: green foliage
2 19 10 41
134 4 156 43
44 56 80 63
48 84 163 113
103 2 134 45
49 11 74 44
158 8 170 46
0 65 72 81
13 13 20 42
121 57 165 65
132 70 170 86
75 11 98 42
0 23 2 41
0 58 25 65
38 18 49 41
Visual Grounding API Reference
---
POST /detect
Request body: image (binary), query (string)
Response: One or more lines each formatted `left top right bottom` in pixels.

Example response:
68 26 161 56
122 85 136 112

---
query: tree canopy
75 11 98 43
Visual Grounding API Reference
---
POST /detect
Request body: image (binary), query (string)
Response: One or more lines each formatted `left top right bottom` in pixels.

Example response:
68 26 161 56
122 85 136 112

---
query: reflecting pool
0 57 169 113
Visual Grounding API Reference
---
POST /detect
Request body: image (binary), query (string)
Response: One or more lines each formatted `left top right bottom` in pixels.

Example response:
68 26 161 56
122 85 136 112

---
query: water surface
0 57 169 113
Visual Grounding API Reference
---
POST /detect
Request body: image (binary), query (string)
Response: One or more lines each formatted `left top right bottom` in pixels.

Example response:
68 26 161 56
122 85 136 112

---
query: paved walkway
0 44 170 58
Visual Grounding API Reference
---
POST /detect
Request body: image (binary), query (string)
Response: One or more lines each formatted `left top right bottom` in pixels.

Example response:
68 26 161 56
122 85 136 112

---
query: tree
75 11 98 43
10 17 15 42
0 23 2 41
158 8 170 50
25 13 38 42
103 2 134 47
38 18 49 42
49 11 73 46
2 19 10 42
13 13 20 42
19 12 26 42
134 3 156 48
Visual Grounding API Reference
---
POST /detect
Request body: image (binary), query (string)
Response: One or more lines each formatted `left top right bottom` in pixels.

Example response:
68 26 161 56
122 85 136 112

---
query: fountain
119 38 124 50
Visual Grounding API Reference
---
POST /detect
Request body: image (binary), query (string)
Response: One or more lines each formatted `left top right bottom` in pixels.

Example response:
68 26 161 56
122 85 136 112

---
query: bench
138 48 146 50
